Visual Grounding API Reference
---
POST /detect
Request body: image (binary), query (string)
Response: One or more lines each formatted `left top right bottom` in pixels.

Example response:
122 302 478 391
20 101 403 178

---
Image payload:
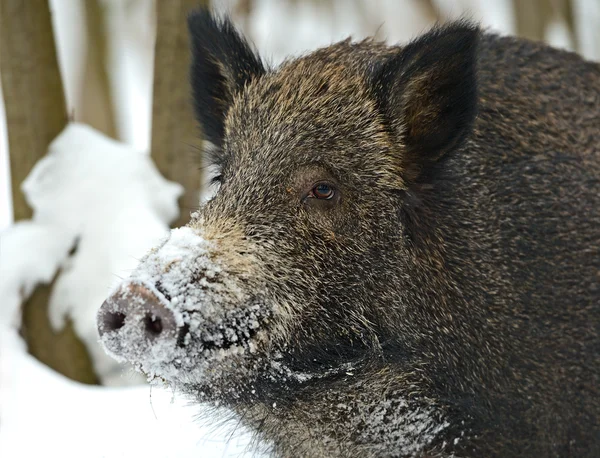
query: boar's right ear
188 10 265 148
372 22 479 183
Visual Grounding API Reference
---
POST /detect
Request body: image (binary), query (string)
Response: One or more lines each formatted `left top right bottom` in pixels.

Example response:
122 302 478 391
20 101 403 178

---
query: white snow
18 123 182 385
0 222 75 329
0 329 259 458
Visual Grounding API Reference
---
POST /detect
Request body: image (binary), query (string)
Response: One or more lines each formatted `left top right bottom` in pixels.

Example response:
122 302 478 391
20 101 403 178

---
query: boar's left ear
372 22 479 183
188 10 265 148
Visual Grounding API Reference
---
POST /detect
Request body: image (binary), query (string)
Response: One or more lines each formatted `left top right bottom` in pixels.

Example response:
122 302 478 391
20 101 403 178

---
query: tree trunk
1 0 68 222
550 0 578 51
151 0 209 228
79 0 118 139
1 0 98 384
513 0 549 42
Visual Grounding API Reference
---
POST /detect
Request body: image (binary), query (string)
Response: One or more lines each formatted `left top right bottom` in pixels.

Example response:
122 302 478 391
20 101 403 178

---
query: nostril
144 313 163 336
98 283 178 357
103 311 126 332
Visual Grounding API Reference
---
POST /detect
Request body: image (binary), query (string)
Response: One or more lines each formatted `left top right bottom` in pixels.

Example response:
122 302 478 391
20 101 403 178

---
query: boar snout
97 283 181 361
96 226 273 384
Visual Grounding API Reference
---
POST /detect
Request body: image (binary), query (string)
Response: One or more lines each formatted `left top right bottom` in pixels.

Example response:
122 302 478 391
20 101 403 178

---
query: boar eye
310 183 335 200
301 178 340 209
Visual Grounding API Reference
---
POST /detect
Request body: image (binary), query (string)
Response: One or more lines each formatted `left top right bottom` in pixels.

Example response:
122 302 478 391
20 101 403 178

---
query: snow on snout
99 226 270 384
128 226 223 314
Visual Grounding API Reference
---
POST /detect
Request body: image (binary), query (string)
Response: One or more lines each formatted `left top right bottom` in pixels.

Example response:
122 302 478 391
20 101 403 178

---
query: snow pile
12 123 183 384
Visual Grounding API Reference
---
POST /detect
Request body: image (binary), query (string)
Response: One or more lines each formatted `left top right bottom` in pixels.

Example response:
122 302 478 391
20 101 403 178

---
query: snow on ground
0 330 258 458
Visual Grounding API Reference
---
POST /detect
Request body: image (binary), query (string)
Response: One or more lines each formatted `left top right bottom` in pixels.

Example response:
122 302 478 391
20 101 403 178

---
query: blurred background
0 1 599 457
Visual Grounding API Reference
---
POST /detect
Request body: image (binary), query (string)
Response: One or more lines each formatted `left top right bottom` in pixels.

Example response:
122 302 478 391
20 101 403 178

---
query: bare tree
514 0 578 51
79 0 118 138
1 0 68 221
151 0 209 228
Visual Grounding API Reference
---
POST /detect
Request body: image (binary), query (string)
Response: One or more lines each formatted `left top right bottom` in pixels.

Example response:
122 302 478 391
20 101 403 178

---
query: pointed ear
188 10 265 148
372 22 479 182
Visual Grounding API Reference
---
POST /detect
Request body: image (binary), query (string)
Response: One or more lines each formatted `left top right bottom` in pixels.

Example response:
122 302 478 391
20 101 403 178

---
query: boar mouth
148 301 272 385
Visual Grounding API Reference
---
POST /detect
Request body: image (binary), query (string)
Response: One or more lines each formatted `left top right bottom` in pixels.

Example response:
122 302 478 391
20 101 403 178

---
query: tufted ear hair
372 21 479 183
188 9 265 148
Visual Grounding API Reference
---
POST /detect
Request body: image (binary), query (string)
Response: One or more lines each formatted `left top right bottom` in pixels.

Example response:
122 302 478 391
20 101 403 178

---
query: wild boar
98 9 600 457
